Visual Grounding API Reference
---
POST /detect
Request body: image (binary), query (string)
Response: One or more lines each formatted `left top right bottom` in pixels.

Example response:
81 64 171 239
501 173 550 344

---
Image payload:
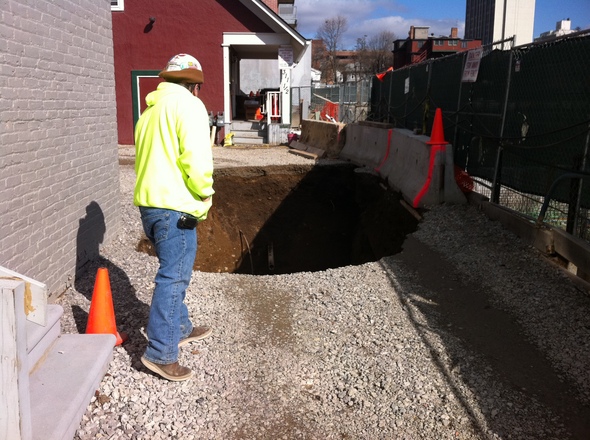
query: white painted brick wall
1 0 120 300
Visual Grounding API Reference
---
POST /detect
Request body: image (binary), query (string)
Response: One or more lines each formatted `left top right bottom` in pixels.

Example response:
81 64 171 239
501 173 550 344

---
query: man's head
159 53 204 85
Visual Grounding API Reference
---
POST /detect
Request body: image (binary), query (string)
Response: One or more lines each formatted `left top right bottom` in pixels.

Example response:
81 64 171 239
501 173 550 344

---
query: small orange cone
86 267 127 346
427 108 448 145
255 107 263 120
376 66 393 82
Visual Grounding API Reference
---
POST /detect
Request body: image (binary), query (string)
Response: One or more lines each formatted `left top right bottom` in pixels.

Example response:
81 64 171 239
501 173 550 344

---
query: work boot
141 356 193 381
178 326 212 347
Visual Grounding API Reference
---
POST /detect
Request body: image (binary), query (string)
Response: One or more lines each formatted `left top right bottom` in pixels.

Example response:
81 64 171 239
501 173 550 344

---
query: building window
449 40 458 46
417 41 424 49
461 41 468 48
111 0 124 11
434 40 443 46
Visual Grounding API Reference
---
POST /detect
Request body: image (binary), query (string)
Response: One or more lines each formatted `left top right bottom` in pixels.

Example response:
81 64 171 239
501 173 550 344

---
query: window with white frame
111 0 124 11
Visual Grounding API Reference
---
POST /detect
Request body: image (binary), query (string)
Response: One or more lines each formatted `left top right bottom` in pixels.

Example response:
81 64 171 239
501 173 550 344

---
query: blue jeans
139 207 196 364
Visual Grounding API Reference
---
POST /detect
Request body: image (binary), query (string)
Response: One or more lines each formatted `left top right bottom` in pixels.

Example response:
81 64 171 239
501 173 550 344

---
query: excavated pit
137 164 419 275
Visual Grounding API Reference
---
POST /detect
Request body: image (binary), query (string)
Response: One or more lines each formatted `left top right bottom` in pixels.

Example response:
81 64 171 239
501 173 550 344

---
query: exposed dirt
136 164 419 275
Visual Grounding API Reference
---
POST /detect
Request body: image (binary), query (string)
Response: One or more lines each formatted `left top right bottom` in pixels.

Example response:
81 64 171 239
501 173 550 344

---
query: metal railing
264 91 281 123
309 79 372 124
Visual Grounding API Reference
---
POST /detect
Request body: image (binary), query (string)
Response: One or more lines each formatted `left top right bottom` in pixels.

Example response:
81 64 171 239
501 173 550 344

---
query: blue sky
295 0 590 49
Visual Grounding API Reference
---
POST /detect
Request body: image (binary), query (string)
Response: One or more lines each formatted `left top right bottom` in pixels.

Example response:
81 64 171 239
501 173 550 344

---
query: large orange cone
86 267 127 346
413 108 449 208
427 108 448 145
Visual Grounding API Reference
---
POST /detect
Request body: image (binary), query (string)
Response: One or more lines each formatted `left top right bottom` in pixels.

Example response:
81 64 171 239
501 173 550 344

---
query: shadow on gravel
73 201 150 368
383 237 590 439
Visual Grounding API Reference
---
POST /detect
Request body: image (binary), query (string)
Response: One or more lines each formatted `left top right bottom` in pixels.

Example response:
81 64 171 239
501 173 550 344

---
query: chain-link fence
370 33 590 242
309 79 372 124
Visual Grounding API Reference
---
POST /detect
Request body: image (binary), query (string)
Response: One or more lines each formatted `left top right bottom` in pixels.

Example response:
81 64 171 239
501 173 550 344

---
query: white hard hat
159 53 204 84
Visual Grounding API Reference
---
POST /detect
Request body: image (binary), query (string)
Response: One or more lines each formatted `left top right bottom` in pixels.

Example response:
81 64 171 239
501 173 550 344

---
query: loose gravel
59 146 590 440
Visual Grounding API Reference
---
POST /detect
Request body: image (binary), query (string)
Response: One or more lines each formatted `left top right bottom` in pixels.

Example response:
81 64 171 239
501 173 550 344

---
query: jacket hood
145 82 190 107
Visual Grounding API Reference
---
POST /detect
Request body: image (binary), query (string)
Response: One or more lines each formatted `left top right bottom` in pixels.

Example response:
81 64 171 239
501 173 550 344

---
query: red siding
112 0 273 144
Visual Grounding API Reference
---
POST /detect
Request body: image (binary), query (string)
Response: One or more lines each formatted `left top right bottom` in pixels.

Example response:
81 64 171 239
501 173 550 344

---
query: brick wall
0 1 120 300
262 0 279 13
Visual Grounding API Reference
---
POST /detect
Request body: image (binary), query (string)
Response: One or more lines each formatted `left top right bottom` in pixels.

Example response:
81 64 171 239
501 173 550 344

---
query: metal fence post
569 122 590 236
387 69 393 124
491 40 514 203
404 69 410 127
453 52 467 150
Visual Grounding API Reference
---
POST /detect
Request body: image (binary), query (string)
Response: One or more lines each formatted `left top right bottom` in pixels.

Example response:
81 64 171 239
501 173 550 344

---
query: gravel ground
59 146 590 439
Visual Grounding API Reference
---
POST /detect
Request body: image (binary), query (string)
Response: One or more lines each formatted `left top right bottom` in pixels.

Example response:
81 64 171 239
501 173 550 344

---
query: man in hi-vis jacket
134 53 214 381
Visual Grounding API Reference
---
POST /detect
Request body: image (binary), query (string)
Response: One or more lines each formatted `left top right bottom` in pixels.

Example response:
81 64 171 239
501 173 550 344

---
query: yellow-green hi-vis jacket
134 82 214 221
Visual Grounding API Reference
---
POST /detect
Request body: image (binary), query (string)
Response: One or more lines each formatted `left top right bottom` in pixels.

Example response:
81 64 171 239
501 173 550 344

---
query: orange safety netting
321 101 339 122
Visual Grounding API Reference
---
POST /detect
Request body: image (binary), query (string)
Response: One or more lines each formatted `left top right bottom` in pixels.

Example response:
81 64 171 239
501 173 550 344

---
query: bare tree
353 31 395 78
315 15 348 84
354 35 371 78
368 31 395 74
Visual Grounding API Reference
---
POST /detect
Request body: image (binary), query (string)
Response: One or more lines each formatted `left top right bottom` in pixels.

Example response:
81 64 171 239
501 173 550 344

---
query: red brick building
393 26 481 69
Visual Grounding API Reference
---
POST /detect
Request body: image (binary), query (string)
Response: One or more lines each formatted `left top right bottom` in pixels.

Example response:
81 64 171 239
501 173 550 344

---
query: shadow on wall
73 201 150 368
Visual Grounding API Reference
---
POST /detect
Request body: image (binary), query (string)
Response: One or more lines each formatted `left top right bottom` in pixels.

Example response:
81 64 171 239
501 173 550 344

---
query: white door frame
222 32 292 128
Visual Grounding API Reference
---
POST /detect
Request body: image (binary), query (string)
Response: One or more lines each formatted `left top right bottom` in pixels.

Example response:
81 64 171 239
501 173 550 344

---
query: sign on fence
462 47 483 83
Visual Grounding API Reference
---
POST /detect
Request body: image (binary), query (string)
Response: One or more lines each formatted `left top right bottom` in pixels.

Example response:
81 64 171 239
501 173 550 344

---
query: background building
111 0 311 145
535 19 578 42
465 0 535 46
392 26 481 69
240 0 300 99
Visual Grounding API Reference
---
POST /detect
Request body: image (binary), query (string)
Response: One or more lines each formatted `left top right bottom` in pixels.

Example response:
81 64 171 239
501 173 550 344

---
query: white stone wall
0 0 120 300
493 0 535 46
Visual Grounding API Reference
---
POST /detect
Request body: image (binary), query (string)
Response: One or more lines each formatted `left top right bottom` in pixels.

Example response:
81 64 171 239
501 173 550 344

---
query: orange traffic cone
255 107 263 120
376 66 393 82
86 267 127 346
412 108 449 208
427 108 448 145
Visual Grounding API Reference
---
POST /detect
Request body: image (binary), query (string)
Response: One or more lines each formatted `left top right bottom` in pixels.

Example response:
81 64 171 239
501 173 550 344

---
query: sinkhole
137 163 420 275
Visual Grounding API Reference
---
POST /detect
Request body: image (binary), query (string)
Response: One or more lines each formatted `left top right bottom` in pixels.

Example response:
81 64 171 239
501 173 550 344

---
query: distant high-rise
465 0 535 46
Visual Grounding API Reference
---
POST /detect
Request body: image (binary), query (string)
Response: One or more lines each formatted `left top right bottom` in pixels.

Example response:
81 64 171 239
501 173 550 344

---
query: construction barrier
338 109 467 208
340 121 393 170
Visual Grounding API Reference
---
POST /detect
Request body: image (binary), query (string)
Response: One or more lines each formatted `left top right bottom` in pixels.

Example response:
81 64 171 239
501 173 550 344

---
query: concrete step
29 333 116 440
230 120 267 145
233 135 265 145
232 129 265 139
27 304 63 373
232 120 266 131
